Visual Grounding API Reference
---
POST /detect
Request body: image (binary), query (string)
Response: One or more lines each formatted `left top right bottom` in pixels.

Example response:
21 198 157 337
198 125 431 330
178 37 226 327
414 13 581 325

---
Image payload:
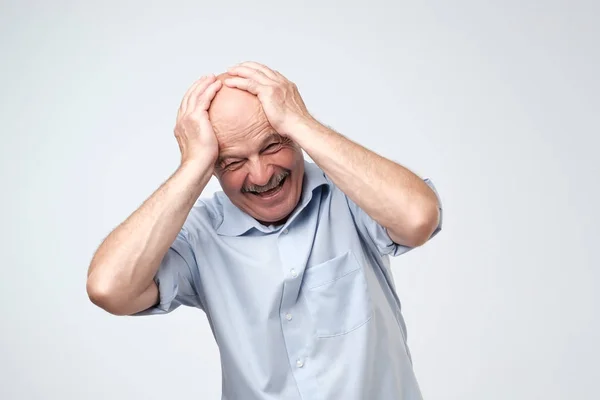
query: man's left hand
224 62 314 137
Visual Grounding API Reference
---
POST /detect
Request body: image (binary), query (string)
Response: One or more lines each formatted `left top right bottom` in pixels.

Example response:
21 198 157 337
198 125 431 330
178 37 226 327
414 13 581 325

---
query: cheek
220 171 246 192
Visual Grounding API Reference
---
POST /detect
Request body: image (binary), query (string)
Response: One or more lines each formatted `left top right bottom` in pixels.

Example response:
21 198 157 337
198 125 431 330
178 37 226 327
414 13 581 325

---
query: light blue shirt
135 160 443 400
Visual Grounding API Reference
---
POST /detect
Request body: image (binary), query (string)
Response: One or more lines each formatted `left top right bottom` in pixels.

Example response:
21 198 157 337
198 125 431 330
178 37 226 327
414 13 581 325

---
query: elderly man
86 62 443 399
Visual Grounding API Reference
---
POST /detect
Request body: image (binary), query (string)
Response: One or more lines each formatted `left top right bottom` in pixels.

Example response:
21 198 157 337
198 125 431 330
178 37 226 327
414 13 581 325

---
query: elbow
86 275 129 316
389 206 439 247
410 206 440 247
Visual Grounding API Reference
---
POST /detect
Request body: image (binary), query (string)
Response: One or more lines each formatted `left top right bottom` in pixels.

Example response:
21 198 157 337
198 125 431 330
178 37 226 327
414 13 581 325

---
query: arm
223 62 440 248
86 74 222 315
288 119 440 247
86 162 212 315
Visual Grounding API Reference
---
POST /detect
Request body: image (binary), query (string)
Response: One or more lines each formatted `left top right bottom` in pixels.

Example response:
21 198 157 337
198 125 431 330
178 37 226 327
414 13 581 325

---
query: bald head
208 73 269 139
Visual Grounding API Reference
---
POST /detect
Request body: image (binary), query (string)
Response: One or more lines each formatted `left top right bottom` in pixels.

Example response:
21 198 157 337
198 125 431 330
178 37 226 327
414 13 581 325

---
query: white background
1 0 598 399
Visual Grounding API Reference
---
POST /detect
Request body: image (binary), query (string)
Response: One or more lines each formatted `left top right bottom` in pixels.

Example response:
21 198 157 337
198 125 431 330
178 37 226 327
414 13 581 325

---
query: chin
251 199 297 225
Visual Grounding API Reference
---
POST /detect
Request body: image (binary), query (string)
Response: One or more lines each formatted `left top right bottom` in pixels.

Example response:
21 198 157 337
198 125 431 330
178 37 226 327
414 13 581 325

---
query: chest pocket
302 250 373 338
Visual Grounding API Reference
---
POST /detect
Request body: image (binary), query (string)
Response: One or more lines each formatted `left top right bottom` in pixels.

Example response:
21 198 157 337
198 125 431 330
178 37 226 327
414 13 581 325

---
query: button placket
276 222 312 383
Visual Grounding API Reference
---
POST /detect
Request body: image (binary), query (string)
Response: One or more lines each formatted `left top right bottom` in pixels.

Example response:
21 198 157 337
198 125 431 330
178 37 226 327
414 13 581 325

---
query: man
86 61 443 399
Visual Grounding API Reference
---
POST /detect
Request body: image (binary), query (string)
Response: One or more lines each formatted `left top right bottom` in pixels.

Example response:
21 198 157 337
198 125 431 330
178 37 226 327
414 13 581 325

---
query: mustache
242 170 290 193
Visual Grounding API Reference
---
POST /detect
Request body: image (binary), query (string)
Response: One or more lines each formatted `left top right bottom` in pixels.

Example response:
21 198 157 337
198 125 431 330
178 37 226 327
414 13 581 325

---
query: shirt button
285 313 292 321
290 269 297 278
283 228 289 234
296 359 304 368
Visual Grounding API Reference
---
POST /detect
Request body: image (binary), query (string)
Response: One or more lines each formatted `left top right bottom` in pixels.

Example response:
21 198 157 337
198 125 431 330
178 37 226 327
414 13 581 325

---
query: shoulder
180 192 226 240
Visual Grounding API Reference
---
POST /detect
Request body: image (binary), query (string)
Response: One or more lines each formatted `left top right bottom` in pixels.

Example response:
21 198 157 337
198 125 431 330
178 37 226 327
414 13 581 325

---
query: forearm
290 118 439 246
86 160 213 306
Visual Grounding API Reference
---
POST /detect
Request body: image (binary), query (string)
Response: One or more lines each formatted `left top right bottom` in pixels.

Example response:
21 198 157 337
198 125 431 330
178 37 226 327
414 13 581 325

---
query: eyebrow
217 133 281 165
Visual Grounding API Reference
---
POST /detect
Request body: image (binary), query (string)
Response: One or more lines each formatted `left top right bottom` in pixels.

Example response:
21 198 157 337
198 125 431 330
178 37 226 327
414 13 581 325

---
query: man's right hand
174 74 222 168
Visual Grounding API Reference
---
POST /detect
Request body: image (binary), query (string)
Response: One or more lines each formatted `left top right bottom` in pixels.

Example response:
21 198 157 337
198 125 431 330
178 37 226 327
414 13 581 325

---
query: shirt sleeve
132 229 204 316
345 177 443 257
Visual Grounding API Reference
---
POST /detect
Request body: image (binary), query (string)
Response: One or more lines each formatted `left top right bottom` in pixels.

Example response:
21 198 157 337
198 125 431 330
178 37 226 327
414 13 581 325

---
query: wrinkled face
209 75 304 225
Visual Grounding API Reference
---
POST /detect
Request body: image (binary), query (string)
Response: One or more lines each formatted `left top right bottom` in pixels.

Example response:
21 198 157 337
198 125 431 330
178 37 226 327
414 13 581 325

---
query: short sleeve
346 178 443 257
133 230 204 316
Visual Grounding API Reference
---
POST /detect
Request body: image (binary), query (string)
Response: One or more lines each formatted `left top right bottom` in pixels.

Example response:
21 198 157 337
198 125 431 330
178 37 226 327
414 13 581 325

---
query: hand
223 62 313 137
174 74 222 168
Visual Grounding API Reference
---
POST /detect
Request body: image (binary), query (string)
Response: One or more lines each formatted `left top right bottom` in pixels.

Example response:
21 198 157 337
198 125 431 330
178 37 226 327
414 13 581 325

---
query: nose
246 159 272 187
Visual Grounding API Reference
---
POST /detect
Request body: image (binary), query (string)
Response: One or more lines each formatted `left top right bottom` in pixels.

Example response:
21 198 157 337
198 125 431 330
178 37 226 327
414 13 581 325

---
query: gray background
1 0 598 399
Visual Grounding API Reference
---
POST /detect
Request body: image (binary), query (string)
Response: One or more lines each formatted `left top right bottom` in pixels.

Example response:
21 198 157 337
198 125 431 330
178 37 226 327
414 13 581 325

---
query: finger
236 61 279 80
223 77 261 95
198 110 215 139
179 75 209 115
186 74 217 111
179 76 208 118
271 69 286 81
196 80 222 111
227 65 272 85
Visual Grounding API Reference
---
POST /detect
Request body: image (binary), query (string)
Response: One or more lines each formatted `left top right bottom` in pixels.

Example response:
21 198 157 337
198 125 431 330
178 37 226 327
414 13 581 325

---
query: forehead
209 84 263 133
209 85 279 162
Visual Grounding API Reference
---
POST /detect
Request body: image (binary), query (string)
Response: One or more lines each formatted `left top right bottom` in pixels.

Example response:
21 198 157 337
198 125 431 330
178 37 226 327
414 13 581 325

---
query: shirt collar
216 160 330 237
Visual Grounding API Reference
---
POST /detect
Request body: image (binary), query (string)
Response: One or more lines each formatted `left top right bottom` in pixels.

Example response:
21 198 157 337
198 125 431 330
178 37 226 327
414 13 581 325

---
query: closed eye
224 160 244 170
263 142 282 153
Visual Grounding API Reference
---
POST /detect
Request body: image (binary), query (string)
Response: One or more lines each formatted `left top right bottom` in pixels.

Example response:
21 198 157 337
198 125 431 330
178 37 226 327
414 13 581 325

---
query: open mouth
250 175 287 198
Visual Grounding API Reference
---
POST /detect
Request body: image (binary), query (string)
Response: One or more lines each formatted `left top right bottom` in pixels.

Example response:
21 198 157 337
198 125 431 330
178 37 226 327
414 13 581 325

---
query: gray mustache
243 171 289 193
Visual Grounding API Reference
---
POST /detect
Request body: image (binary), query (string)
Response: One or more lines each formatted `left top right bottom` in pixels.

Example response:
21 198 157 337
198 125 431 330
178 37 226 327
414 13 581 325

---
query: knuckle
266 85 277 96
273 87 285 99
